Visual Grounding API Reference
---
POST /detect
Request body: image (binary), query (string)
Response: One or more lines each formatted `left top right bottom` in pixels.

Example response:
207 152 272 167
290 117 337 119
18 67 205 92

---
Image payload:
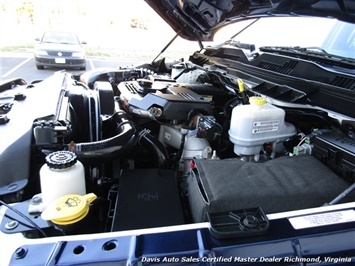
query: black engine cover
118 81 213 120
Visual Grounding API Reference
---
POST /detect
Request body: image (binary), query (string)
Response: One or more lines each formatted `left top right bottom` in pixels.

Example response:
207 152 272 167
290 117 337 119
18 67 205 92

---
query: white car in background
34 30 86 70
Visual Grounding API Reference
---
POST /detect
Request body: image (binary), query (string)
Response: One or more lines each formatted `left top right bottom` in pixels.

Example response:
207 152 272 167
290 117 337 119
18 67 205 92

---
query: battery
188 154 355 223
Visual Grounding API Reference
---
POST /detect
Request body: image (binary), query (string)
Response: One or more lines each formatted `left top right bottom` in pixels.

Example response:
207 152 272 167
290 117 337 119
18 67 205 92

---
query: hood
37 42 84 52
145 0 355 41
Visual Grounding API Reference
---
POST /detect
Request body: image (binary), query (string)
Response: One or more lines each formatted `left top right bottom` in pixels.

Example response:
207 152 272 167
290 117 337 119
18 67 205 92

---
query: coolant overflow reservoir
40 151 86 208
228 96 296 156
41 193 97 225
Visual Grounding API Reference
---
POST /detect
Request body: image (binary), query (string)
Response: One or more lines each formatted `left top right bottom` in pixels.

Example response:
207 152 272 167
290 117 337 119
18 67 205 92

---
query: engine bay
1 57 355 238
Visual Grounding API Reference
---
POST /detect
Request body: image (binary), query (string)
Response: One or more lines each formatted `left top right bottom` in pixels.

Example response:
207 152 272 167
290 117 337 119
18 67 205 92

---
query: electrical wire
0 200 47 237
297 136 308 147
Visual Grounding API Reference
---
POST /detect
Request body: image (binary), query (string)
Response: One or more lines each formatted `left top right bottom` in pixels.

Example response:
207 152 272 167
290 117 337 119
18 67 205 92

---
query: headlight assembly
72 52 85 58
35 50 48 56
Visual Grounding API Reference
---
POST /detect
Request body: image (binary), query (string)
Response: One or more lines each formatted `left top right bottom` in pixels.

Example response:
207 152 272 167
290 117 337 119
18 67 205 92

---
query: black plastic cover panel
112 169 184 231
119 81 213 120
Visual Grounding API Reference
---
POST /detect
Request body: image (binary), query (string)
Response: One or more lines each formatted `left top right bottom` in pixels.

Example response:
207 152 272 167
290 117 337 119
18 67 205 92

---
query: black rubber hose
138 129 170 169
73 111 137 160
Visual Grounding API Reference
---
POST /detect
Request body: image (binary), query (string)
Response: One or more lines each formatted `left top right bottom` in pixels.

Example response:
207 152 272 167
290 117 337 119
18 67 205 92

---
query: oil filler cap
41 193 97 225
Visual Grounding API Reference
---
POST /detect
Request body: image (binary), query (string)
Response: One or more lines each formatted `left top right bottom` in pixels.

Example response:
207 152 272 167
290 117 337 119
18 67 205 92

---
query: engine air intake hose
71 111 137 160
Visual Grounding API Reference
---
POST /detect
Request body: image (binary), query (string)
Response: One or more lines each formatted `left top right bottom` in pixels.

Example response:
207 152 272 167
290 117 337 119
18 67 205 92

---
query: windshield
42 31 80 45
214 17 355 59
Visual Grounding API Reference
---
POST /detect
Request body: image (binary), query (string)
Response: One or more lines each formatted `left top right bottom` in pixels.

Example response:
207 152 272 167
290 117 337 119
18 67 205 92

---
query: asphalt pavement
0 52 146 84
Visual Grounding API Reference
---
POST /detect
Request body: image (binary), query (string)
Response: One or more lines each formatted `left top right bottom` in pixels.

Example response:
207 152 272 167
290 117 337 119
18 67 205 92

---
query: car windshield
42 31 80 45
213 17 355 59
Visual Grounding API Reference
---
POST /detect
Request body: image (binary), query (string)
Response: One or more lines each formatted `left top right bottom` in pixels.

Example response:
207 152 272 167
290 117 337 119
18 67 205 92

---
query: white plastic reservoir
229 96 296 156
40 151 86 208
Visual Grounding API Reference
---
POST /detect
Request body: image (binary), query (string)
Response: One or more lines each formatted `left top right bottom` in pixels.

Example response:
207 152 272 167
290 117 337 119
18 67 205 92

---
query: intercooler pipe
138 129 170 169
70 111 137 161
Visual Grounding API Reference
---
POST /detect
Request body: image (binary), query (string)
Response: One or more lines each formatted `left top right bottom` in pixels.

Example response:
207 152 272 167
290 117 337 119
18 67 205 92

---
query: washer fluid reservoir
229 96 296 156
40 151 86 208
41 193 97 225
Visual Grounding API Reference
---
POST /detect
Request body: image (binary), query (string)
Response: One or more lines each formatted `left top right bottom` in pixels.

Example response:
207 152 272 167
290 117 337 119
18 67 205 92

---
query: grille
330 75 355 90
47 51 72 56
258 60 298 75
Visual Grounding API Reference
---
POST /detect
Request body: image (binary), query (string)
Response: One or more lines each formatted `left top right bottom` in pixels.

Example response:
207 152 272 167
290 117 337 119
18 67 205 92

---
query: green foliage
16 1 34 24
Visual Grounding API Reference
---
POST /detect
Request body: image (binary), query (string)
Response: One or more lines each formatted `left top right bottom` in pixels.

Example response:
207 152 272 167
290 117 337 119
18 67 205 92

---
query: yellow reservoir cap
249 96 267 105
41 193 97 225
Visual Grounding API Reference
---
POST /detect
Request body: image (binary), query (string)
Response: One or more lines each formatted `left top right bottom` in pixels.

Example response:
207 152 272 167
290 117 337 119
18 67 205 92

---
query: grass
85 47 158 60
0 44 35 52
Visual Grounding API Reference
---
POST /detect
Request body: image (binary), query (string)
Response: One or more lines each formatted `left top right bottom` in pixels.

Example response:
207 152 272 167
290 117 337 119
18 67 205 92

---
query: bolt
5 220 19 230
14 93 26 101
15 247 27 259
31 196 42 205
0 114 10 125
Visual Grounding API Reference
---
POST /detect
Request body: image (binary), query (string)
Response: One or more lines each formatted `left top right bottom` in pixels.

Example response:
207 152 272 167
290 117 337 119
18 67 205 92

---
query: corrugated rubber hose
72 111 137 160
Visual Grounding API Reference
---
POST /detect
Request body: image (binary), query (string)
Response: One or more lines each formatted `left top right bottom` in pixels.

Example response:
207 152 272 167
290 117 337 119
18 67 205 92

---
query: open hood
145 0 355 41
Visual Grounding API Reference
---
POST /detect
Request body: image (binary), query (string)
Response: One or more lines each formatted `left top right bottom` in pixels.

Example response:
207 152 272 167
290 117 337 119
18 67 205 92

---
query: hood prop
152 25 204 63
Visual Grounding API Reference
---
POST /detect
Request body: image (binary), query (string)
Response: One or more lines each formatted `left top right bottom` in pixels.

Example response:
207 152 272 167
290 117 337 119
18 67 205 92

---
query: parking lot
1 52 146 84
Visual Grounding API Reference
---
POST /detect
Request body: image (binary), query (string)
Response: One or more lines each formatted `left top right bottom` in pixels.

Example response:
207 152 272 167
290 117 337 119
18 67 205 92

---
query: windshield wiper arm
259 46 355 68
298 46 330 56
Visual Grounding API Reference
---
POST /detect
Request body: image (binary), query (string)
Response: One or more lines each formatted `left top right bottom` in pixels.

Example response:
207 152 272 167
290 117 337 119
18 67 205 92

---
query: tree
16 1 34 24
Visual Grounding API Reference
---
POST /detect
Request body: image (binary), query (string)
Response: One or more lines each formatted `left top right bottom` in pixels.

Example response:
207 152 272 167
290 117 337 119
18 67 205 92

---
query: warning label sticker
253 120 280 127
288 210 355 229
252 120 280 134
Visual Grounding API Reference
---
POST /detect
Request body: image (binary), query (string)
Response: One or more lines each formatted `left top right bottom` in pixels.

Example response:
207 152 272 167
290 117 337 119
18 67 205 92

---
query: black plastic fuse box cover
312 131 355 182
112 169 184 231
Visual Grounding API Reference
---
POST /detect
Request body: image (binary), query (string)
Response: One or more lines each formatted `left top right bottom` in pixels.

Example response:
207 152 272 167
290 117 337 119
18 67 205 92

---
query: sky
0 0 199 55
